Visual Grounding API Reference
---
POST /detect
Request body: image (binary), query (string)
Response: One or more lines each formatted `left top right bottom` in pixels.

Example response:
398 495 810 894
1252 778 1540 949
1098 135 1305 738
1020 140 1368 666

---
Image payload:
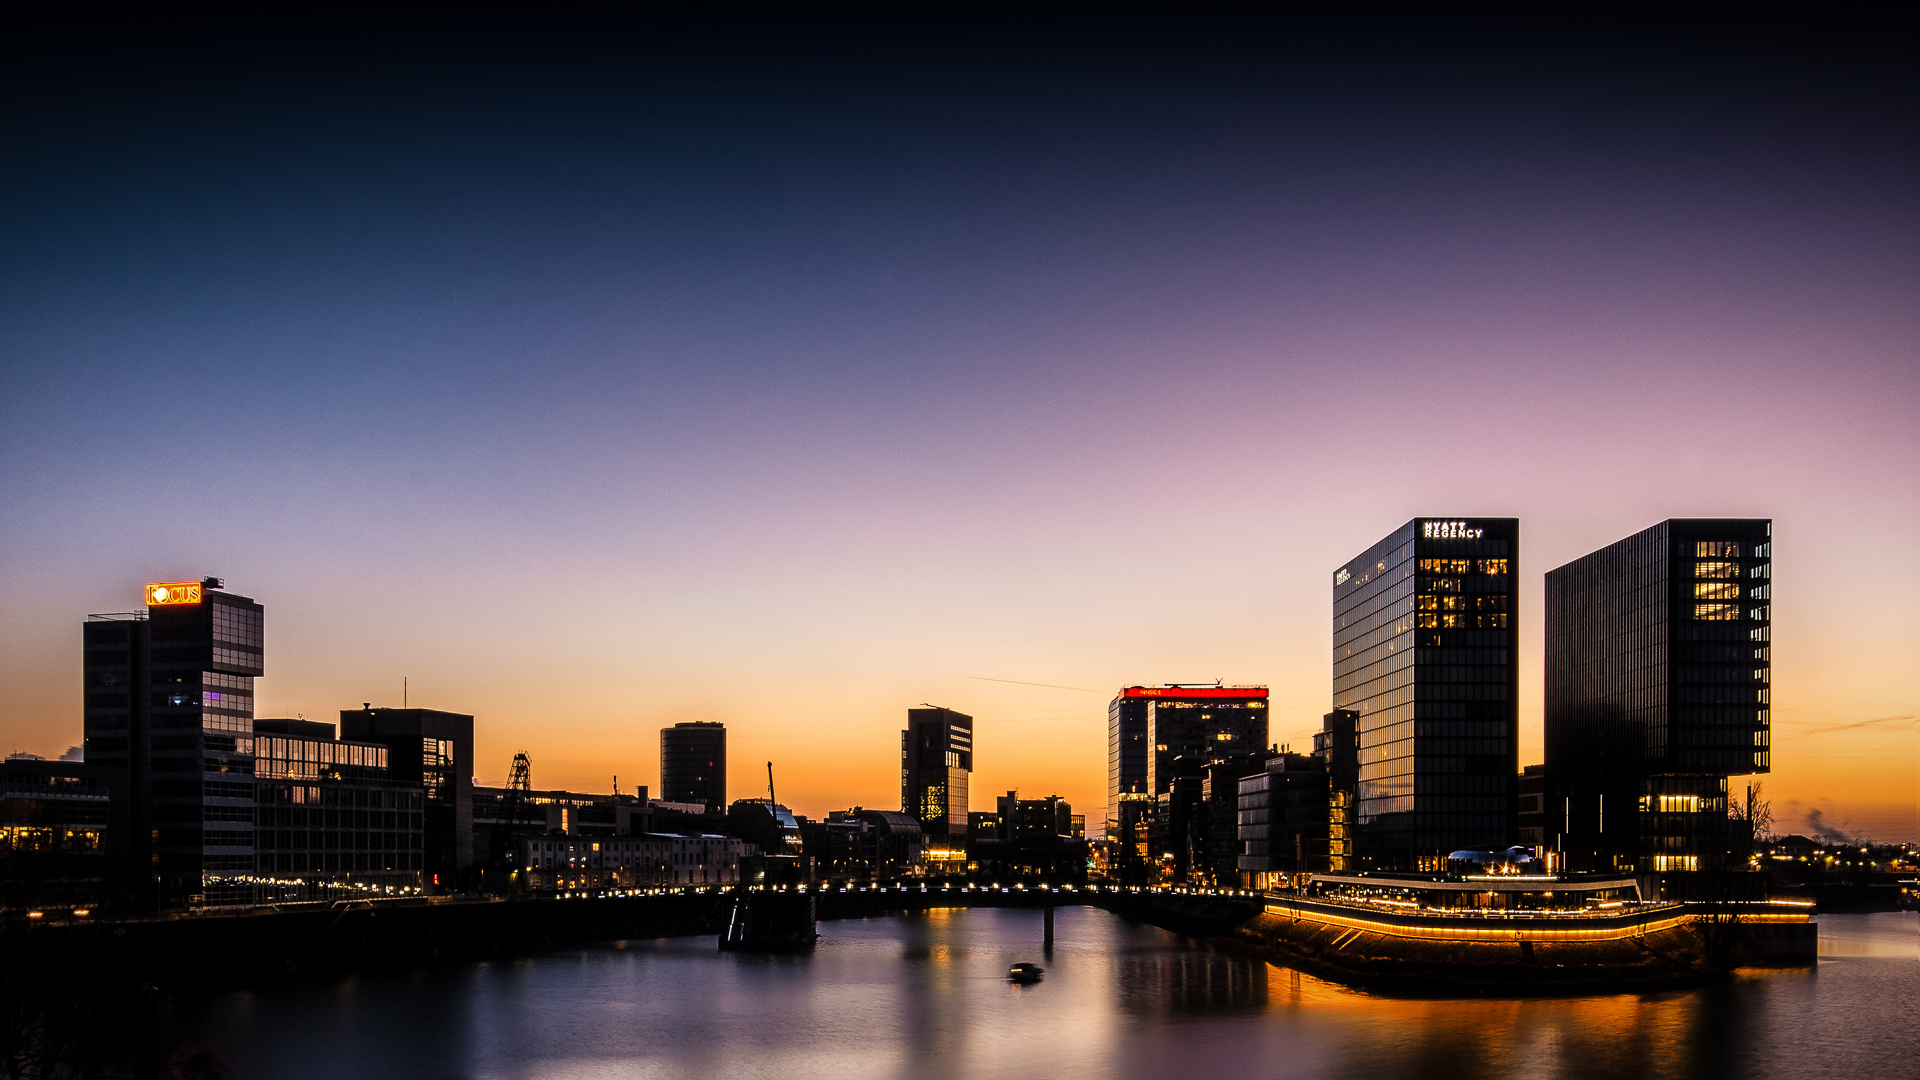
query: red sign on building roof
1119 685 1267 699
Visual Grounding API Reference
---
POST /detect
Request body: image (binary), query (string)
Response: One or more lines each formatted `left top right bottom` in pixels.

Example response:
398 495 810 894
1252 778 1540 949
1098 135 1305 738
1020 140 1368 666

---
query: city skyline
2 14 1913 843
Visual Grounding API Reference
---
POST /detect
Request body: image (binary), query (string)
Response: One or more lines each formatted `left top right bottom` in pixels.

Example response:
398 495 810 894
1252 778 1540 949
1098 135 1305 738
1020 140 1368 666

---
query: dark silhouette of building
1517 764 1548 849
252 718 425 900
1107 684 1268 881
1334 518 1519 869
1545 518 1772 874
727 799 805 858
1 757 110 912
903 706 972 845
661 721 727 813
800 808 925 881
1237 752 1332 888
970 790 1087 882
340 707 475 887
1313 709 1358 871
82 577 263 909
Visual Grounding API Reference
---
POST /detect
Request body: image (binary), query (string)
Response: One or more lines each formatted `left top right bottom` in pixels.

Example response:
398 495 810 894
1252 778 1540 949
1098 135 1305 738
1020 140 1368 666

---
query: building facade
1106 685 1269 880
339 707 475 887
83 578 264 909
1 758 111 912
1333 519 1519 869
1544 518 1772 873
1237 753 1333 889
902 707 972 844
252 718 425 900
661 722 727 813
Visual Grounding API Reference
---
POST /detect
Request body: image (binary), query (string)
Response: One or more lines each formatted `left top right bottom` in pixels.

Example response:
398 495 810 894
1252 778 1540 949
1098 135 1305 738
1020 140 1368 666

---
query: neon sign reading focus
145 581 203 606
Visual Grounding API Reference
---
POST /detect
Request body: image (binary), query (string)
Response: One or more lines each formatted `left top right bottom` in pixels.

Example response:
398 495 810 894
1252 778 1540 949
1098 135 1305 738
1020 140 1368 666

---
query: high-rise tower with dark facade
660 721 727 813
902 706 972 845
83 578 263 909
1333 518 1519 869
1106 684 1268 878
1545 518 1772 874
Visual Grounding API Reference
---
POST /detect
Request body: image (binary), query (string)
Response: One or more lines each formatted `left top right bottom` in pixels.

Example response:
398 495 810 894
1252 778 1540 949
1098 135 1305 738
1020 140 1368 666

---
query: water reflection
175 909 1918 1080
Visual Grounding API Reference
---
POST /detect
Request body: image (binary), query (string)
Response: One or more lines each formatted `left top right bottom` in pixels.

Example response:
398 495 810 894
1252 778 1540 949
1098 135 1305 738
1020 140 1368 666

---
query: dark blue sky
3 9 1913 831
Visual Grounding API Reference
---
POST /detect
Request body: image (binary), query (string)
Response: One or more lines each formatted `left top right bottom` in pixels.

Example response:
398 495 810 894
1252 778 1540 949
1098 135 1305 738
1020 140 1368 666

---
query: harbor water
178 907 1917 1080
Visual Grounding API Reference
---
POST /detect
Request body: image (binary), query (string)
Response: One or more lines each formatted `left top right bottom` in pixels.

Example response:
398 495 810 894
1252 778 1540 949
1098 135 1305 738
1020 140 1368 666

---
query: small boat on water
1009 962 1044 984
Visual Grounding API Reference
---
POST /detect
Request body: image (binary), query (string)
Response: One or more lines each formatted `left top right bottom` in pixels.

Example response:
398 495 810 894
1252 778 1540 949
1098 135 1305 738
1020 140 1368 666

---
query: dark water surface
182 908 1917 1080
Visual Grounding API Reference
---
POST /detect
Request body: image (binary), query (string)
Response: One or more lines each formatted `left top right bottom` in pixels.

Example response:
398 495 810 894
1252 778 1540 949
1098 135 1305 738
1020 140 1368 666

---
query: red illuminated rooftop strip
1119 685 1268 699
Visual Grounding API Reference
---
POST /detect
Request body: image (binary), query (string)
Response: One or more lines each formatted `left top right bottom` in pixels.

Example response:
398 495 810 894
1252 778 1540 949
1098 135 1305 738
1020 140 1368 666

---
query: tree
1729 782 1773 862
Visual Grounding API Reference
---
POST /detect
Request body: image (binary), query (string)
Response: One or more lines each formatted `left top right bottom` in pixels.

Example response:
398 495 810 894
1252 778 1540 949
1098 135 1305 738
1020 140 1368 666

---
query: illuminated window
1476 559 1508 575
1694 603 1739 621
1696 542 1741 558
1693 583 1740 600
1694 560 1740 579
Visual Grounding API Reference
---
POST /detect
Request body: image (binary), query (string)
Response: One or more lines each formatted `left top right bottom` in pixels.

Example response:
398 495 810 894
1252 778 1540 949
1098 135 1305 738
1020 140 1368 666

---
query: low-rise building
520 833 751 893
1 757 110 912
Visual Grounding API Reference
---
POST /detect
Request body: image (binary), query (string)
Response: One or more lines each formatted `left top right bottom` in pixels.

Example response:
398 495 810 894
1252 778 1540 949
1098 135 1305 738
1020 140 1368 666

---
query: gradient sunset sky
3 11 1913 841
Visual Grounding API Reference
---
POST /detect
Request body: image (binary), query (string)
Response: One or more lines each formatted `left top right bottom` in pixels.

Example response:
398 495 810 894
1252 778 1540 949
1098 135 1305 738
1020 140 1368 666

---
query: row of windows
1416 594 1508 611
1693 603 1768 622
1417 613 1508 629
212 647 261 671
258 784 421 809
1417 558 1509 575
1676 686 1766 705
258 852 419 873
1673 666 1767 684
253 830 420 852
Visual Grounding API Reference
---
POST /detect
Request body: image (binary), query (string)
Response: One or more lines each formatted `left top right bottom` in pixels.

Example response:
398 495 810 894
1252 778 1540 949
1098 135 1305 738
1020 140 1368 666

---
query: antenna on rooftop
767 761 777 806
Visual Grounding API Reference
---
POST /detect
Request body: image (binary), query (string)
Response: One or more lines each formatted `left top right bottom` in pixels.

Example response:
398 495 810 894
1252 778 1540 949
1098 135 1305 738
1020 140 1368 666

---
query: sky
2 9 1914 841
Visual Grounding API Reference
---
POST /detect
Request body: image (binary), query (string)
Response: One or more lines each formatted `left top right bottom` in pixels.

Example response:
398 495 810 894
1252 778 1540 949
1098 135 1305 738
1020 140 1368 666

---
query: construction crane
489 752 533 872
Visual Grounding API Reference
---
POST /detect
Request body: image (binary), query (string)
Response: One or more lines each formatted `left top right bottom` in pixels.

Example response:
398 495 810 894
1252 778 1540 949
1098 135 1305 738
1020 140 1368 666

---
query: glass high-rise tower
1106 684 1268 878
83 578 263 909
1544 518 1772 873
1333 518 1519 869
902 706 972 844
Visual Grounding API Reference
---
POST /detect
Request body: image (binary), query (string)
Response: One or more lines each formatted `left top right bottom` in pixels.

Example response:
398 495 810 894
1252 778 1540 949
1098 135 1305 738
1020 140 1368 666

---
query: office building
1106 684 1268 879
1237 752 1332 889
1333 518 1519 869
83 578 263 909
1 757 111 912
1545 518 1772 873
252 718 425 900
902 706 972 844
661 722 727 813
1313 709 1358 871
340 707 475 886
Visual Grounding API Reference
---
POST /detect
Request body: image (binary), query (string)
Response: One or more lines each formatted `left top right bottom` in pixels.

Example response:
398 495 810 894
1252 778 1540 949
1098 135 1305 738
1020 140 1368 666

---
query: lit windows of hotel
902 706 972 846
1106 684 1268 880
1544 518 1772 874
1332 519 1519 870
82 578 263 910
